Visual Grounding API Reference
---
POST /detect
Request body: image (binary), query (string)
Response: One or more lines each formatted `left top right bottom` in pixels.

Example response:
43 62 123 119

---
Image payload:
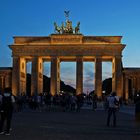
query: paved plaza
0 105 140 140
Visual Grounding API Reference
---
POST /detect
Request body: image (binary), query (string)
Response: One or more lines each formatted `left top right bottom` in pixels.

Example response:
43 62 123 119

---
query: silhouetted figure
70 95 77 111
0 92 2 118
106 91 119 127
76 94 84 112
92 94 97 111
0 92 2 106
0 88 15 135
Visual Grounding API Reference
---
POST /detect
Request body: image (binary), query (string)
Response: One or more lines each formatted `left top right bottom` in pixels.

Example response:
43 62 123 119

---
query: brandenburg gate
9 13 125 97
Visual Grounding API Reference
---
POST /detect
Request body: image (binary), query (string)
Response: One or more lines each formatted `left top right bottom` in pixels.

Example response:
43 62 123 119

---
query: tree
102 78 112 95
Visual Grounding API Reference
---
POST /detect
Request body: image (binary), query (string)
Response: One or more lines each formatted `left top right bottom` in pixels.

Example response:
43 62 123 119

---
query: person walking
106 91 119 127
0 88 15 135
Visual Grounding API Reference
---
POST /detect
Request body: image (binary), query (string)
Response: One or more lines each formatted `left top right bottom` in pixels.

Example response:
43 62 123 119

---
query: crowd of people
13 92 84 112
1 88 136 136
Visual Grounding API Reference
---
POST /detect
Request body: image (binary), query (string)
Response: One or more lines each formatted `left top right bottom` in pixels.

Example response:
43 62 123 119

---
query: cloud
43 63 50 76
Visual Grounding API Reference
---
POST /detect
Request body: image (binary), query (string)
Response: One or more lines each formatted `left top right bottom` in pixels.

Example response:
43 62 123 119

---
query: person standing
106 91 119 127
0 92 2 107
0 88 15 135
0 93 3 120
92 94 97 111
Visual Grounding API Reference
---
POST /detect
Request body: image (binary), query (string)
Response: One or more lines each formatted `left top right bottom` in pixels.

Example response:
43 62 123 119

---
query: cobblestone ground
0 107 140 140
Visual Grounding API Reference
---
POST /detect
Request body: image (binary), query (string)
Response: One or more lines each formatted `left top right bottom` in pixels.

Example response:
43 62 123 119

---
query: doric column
112 56 123 97
125 77 129 101
12 57 20 96
38 57 43 94
19 57 26 95
76 57 83 95
131 78 135 97
133 77 136 90
94 57 102 98
136 77 139 92
12 57 27 96
51 57 60 96
138 77 140 91
31 57 43 96
1 76 5 94
5 74 11 89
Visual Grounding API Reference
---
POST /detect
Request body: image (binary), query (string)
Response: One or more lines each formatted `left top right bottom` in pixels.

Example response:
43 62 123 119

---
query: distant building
0 67 12 93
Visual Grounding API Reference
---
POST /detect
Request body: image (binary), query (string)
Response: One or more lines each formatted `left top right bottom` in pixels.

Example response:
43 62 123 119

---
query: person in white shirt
106 91 119 127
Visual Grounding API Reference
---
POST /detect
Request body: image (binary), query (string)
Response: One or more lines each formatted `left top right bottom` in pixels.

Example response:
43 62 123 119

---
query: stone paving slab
0 109 140 140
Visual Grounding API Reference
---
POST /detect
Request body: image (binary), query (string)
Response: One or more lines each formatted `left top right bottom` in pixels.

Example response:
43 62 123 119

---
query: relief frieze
20 72 25 78
39 72 43 79
13 45 122 57
51 37 82 44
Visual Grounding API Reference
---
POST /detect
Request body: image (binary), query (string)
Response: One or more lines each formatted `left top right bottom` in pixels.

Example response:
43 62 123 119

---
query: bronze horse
54 22 61 34
75 22 80 34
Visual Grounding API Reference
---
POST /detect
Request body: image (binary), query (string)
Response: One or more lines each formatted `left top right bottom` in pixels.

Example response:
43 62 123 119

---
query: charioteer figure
54 11 80 34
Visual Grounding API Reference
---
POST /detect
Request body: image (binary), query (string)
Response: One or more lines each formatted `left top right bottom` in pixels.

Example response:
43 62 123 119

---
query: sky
0 0 140 93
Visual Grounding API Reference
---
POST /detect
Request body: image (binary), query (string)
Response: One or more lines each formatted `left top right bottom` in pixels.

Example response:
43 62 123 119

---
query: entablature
12 34 124 45
11 45 124 57
123 68 140 77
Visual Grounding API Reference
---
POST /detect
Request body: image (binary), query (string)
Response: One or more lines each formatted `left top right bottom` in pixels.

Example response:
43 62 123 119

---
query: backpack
114 97 120 108
1 94 12 111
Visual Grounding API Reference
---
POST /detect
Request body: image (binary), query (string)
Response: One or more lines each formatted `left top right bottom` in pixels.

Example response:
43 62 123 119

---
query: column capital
125 76 129 79
95 55 102 59
13 56 19 58
51 56 59 58
1 75 5 79
51 56 60 62
112 55 122 60
76 56 83 61
31 56 40 60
